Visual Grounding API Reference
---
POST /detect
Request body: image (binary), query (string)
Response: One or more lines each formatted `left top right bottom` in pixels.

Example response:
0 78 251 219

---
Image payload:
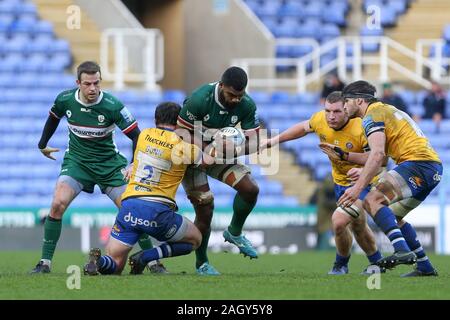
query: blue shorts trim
110 198 184 247
334 184 371 202
393 161 443 201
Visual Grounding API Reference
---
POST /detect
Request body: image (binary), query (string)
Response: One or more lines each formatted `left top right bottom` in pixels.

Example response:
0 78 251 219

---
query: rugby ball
213 127 246 147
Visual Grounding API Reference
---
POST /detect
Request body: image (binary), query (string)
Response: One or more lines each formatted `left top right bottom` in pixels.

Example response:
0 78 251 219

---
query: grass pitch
0 250 449 300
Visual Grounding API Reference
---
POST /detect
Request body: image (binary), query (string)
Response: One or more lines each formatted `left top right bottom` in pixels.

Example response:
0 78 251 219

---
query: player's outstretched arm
38 114 61 160
260 120 311 151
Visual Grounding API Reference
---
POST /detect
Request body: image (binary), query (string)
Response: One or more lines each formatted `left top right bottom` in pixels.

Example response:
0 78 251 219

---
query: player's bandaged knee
186 190 214 205
222 166 251 187
389 198 422 218
337 204 361 219
371 178 399 205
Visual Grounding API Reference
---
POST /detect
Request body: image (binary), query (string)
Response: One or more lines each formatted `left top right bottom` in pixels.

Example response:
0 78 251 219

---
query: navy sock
400 222 434 272
373 207 410 252
97 255 117 275
367 250 383 264
335 253 350 267
141 242 193 264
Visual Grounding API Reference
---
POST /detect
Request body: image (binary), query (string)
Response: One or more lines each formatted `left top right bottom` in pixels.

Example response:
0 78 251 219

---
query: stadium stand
1 0 450 209
244 0 412 59
0 1 299 208
253 89 450 203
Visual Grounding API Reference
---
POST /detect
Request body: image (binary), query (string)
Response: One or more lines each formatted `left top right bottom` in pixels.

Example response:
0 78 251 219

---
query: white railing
100 28 164 91
417 39 450 83
233 36 447 92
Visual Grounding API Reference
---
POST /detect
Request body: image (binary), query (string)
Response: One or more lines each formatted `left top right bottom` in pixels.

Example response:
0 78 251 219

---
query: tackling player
338 80 441 276
261 91 383 274
84 102 212 275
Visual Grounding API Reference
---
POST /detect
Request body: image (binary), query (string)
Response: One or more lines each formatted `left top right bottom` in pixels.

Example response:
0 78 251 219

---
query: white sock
40 259 51 267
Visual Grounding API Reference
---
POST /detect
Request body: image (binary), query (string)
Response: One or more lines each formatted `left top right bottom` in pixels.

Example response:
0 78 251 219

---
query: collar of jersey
332 118 350 131
364 101 381 117
157 126 175 132
75 89 104 107
214 82 226 109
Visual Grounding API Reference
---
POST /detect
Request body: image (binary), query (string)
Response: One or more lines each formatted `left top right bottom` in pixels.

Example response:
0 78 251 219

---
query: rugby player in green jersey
177 67 260 275
31 61 166 274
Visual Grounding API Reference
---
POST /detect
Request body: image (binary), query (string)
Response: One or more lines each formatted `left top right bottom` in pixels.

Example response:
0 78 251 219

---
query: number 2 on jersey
134 151 172 185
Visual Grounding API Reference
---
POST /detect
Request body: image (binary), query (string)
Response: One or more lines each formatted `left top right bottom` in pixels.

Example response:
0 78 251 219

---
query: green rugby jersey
49 88 137 162
177 82 260 139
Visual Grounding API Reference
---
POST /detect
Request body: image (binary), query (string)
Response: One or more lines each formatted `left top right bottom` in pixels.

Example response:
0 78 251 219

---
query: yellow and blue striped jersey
362 102 441 164
309 111 368 186
122 127 202 207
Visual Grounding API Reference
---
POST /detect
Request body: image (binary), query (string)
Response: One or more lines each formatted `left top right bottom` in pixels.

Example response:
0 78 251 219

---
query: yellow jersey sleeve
308 111 324 133
363 102 440 164
171 140 202 166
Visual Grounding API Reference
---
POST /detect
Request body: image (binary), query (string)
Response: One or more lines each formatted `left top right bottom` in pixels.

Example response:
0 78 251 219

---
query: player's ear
76 79 81 86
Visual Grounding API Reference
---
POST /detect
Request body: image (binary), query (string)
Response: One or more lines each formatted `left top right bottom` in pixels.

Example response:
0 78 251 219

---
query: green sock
195 228 211 269
138 233 154 250
41 216 62 261
228 193 257 236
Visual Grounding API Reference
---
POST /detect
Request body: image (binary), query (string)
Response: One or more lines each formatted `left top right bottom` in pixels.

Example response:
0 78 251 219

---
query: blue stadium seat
319 24 340 41
397 90 416 106
260 16 279 31
254 1 280 18
380 8 397 27
304 2 323 19
264 104 292 120
443 24 450 42
0 1 16 15
296 18 321 39
415 90 428 104
363 0 384 11
34 20 54 36
3 38 27 54
21 53 47 72
142 91 164 104
409 104 424 117
290 106 315 120
427 133 450 149
272 23 297 38
315 164 332 180
389 0 407 15
360 26 383 52
277 1 303 18
294 92 319 105
271 91 293 104
322 7 346 27
10 15 36 33
417 120 439 134
289 44 314 58
163 89 186 104
439 119 450 133
249 91 271 104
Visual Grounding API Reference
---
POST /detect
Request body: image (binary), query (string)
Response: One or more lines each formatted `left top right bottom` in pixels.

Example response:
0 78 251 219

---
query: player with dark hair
84 102 213 275
176 66 261 275
337 80 441 276
31 61 165 274
261 91 384 275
